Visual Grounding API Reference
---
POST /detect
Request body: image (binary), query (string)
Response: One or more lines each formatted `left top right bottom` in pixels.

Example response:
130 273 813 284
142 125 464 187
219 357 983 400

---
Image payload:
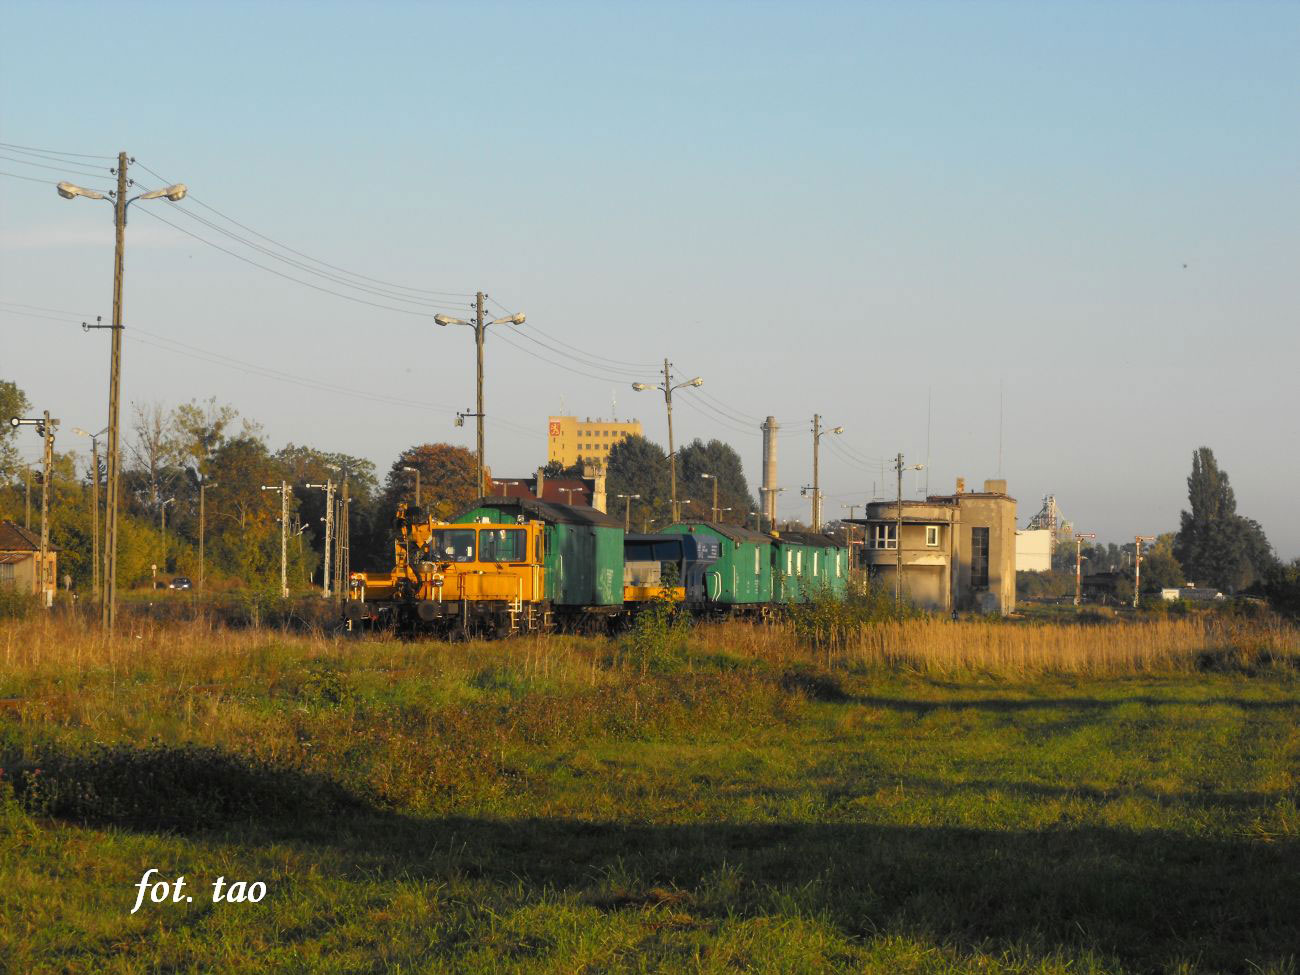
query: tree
676 438 757 523
1140 533 1184 592
0 380 31 480
1173 447 1275 592
126 400 184 515
367 444 479 565
606 435 671 524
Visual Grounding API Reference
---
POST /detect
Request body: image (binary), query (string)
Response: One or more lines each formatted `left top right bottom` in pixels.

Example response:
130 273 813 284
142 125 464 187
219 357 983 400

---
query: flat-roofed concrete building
1015 529 1053 572
854 479 1017 615
547 416 643 469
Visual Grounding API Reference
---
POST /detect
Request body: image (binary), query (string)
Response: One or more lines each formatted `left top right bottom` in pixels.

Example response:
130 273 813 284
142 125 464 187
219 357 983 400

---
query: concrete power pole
24 464 31 530
1134 535 1155 608
305 478 335 597
1073 531 1096 606
261 481 290 598
199 480 216 593
90 441 100 600
809 416 842 533
39 412 56 608
895 453 904 608
475 291 486 496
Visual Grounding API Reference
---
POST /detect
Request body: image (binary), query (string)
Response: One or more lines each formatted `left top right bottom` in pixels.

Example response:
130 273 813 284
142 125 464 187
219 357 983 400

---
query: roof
671 521 772 545
0 552 32 564
770 530 843 549
458 496 624 529
0 520 51 552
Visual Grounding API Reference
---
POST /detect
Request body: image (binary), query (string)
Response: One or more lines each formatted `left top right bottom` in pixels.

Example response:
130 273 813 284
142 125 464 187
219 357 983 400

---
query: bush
0 587 37 620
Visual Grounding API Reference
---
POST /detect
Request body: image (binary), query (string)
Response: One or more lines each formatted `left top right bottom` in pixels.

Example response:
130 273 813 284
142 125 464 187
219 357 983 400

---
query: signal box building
854 479 1017 615
547 416 643 470
0 520 57 603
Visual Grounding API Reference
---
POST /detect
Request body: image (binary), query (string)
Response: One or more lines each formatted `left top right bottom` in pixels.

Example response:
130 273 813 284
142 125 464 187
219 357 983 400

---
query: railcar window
482 528 527 562
427 529 476 562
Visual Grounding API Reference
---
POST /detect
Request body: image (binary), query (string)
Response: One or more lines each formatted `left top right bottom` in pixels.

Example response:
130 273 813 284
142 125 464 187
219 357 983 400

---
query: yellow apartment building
548 416 644 469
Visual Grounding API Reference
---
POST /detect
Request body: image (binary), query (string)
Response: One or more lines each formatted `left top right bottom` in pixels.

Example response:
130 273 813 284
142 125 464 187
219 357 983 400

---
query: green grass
1 626 1297 974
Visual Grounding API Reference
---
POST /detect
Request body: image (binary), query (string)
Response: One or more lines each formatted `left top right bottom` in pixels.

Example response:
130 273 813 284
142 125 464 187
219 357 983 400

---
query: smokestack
761 416 779 525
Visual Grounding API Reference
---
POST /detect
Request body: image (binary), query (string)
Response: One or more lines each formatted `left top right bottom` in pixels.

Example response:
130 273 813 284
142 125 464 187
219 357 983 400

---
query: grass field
1 615 1298 974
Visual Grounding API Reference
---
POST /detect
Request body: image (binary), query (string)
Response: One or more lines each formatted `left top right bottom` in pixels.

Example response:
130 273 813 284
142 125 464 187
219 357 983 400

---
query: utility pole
9 413 57 607
632 362 703 524
339 478 350 604
475 292 485 496
435 297 524 499
305 479 334 597
199 480 216 592
810 415 843 532
159 497 175 574
1073 532 1096 607
616 493 641 531
700 473 719 521
24 464 31 530
1134 535 1155 608
895 453 904 607
90 442 100 600
261 481 290 598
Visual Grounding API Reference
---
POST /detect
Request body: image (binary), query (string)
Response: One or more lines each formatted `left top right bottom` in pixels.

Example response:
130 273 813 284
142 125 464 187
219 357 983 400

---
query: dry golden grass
707 615 1300 676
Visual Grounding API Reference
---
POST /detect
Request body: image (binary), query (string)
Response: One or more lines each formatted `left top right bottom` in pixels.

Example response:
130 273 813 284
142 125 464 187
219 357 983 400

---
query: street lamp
401 466 421 507
615 493 641 531
810 415 843 532
700 473 719 521
72 425 108 599
558 486 580 505
59 153 188 632
893 454 924 608
632 360 703 521
498 480 523 497
435 293 526 497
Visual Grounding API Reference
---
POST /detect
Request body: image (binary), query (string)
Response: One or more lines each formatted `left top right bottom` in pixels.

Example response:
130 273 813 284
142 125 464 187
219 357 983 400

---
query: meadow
1 612 1298 974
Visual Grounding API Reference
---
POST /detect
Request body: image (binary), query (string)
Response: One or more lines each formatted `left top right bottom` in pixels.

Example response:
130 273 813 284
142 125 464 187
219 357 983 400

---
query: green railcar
455 498 624 609
664 522 773 609
769 531 849 603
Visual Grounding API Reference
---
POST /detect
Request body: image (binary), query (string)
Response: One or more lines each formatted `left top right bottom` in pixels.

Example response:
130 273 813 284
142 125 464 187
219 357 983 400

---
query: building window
872 524 897 549
796 551 803 574
970 527 990 589
926 525 940 547
754 548 760 574
0 563 14 587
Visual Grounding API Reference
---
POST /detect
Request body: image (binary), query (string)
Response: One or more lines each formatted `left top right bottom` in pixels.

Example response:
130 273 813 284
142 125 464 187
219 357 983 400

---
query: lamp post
59 155 187 632
159 497 175 574
893 453 924 608
700 473 719 521
199 480 217 593
401 466 421 507
498 480 523 497
72 426 108 600
810 415 843 532
1134 535 1155 608
434 294 526 497
632 361 702 522
558 487 579 505
616 493 641 531
1072 532 1096 606
9 413 57 607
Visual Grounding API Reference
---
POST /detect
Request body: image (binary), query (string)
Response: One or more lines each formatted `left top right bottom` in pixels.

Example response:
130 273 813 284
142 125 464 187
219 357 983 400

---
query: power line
499 324 649 380
155 201 470 312
487 295 660 370
0 153 111 180
0 141 115 160
136 207 449 320
135 159 476 300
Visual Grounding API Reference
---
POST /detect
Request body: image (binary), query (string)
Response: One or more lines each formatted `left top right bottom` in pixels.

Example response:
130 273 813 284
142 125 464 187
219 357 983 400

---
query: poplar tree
1173 447 1274 592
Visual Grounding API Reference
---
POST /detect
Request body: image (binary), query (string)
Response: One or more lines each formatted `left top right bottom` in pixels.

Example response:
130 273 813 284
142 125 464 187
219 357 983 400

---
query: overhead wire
0 141 115 160
486 295 660 370
134 160 476 300
0 153 112 180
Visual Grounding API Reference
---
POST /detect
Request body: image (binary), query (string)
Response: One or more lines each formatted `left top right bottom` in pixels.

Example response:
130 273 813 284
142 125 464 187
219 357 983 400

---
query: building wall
1015 529 1053 572
0 552 55 599
547 416 644 469
862 481 1017 615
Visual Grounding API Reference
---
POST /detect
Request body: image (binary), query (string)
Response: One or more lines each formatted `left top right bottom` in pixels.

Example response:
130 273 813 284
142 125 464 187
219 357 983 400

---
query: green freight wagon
454 498 625 620
664 521 773 613
769 531 849 603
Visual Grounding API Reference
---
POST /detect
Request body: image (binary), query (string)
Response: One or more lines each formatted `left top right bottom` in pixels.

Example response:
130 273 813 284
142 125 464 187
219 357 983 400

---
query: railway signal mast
10 412 57 607
261 481 291 598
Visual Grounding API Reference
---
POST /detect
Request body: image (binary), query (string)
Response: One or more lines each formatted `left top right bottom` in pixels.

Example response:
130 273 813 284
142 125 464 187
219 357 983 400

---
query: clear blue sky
3 1 1298 554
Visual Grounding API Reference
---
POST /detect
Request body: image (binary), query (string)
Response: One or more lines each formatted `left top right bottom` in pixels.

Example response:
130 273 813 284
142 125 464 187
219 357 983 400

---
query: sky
2 1 1297 554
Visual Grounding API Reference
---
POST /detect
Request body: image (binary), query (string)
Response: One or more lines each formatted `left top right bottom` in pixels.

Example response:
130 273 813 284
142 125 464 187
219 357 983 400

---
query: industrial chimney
761 416 779 526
